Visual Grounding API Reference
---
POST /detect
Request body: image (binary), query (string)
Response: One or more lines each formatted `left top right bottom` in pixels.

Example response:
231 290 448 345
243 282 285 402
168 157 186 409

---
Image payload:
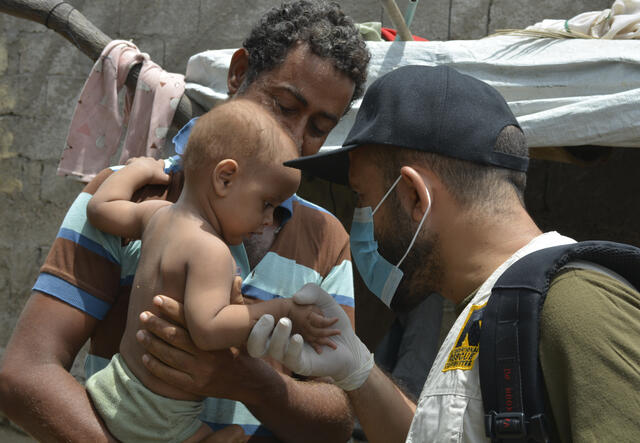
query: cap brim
284 145 357 186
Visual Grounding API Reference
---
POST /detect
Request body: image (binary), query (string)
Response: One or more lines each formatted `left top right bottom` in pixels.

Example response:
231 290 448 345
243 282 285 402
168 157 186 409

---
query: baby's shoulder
182 226 230 260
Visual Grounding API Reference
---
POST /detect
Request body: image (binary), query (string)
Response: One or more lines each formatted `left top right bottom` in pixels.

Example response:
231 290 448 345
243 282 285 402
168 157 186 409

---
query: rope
488 28 595 39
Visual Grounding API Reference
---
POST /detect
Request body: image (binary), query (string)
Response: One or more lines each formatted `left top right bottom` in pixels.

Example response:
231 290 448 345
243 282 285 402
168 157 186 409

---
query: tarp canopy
184 36 640 153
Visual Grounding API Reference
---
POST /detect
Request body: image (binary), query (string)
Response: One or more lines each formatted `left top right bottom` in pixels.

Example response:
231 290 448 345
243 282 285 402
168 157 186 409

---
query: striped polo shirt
33 161 354 440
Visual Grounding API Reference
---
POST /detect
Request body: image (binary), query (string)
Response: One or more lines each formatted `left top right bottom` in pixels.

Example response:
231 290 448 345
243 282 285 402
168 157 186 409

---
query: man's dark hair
242 0 370 104
372 125 529 209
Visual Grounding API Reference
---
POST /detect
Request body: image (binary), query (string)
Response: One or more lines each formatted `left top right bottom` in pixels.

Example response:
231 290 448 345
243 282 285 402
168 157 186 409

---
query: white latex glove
247 283 374 391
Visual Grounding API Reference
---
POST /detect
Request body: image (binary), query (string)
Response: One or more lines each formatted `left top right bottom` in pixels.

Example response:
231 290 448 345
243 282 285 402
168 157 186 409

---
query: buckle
528 414 551 443
485 412 526 439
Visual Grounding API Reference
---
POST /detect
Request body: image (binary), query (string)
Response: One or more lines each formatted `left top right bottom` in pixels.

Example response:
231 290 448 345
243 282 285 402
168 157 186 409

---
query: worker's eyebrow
275 85 340 124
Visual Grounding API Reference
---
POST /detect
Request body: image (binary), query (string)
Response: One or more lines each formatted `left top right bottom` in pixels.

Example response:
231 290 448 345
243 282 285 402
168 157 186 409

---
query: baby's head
182 99 300 245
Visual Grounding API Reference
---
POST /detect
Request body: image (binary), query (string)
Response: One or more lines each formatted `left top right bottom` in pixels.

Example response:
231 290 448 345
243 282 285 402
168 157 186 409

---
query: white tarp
184 36 640 151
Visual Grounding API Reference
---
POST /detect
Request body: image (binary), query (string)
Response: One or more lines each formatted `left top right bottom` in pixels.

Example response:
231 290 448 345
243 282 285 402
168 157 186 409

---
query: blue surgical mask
350 176 432 307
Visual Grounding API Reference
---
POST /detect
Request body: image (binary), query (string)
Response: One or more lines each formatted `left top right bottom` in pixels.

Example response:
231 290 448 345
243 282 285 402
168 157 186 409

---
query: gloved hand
247 283 374 391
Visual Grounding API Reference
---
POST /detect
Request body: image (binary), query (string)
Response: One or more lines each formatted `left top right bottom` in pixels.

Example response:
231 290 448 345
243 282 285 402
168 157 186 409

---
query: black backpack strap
479 240 640 442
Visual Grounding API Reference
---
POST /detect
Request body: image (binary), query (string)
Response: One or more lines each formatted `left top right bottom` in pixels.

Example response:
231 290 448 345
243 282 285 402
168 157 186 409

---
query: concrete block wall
1 0 638 437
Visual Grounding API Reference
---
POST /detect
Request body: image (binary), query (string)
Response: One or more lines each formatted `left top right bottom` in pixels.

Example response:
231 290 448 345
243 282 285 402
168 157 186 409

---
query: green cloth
86 353 204 443
356 21 383 41
540 268 640 442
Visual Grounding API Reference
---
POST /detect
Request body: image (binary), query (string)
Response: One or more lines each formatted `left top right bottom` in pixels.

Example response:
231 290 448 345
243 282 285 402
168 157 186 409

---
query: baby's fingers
315 337 338 350
309 337 337 354
302 326 340 353
322 328 341 338
309 312 338 328
307 325 341 340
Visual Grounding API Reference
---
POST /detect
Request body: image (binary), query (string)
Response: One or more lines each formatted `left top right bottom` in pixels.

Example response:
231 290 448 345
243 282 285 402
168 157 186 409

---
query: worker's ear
212 159 239 197
228 48 249 97
400 166 432 223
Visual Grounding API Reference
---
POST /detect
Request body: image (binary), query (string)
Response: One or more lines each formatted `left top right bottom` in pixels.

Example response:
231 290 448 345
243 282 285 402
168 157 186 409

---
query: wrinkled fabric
86 353 204 443
356 21 384 41
526 0 640 39
184 37 640 152
58 40 185 182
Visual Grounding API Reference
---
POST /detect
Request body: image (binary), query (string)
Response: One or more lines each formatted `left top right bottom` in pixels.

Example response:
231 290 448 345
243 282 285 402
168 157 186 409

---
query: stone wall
1 0 637 437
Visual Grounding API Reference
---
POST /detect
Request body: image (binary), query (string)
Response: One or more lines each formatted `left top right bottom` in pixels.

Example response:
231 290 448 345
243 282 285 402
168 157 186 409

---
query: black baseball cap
285 65 527 185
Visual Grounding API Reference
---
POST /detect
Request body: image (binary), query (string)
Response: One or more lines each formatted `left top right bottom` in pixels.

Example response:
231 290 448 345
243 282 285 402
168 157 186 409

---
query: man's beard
376 189 444 313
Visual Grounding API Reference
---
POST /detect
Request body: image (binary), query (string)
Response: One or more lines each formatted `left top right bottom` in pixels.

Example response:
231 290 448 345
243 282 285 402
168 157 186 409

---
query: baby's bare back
119 206 209 401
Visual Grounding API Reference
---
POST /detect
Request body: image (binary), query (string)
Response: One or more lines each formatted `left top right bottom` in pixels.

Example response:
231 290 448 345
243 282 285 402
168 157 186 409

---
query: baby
85 100 339 443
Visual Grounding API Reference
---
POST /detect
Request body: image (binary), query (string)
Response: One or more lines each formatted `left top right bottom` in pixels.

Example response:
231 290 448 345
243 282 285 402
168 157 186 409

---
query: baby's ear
212 159 239 196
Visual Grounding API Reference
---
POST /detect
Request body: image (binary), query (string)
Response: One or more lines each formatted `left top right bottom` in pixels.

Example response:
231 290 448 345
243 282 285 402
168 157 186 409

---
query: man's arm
138 294 355 443
245 370 354 443
0 292 117 443
247 284 418 443
346 366 416 443
0 164 152 442
0 293 250 443
540 269 640 441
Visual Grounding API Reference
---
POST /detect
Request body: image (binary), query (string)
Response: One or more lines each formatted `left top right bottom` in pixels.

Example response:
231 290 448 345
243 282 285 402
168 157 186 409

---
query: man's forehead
259 45 353 105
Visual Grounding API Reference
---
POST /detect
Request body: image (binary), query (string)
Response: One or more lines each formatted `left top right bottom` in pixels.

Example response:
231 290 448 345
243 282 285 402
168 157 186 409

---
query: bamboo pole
380 0 413 41
0 0 202 128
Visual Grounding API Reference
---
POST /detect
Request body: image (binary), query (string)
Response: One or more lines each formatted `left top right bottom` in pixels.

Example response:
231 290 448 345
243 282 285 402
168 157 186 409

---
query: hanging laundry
58 40 185 182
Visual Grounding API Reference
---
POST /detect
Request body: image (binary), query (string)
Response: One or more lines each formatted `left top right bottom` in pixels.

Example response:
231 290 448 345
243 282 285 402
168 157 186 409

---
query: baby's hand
124 157 170 185
288 301 340 354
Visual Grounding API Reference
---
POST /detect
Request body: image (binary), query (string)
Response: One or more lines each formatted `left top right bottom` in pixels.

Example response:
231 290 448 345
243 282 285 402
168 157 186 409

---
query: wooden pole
0 0 202 127
380 0 414 41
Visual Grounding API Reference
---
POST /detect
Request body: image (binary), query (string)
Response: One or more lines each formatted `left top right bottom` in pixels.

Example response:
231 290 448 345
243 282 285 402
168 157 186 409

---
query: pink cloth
57 40 185 182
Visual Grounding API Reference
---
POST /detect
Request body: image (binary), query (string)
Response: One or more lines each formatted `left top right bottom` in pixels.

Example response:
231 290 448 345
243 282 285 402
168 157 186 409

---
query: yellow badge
443 303 487 372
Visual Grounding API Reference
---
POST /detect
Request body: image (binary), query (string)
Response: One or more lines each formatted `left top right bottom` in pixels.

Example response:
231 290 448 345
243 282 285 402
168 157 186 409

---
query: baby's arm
184 237 338 352
86 158 171 239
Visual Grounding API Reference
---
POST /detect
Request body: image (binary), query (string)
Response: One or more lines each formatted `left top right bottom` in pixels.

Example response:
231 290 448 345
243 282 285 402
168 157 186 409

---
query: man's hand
136 295 269 403
248 283 374 391
137 294 354 443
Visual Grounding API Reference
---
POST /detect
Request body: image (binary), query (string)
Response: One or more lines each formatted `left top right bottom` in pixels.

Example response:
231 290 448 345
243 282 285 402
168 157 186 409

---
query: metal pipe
404 0 419 28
